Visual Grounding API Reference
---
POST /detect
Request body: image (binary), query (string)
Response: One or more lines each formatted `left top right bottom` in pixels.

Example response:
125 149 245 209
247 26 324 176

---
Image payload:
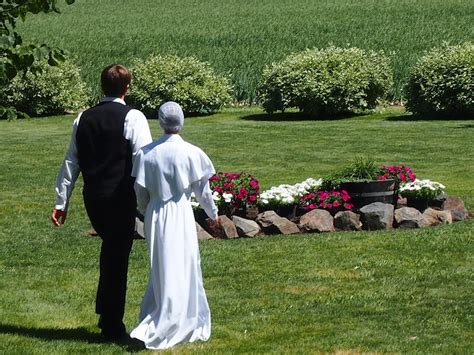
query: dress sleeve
192 178 218 220
54 114 82 211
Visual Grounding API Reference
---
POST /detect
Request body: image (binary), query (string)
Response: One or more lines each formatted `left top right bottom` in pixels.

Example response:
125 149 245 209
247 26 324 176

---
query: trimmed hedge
405 43 473 118
128 55 233 116
257 46 393 116
0 59 89 117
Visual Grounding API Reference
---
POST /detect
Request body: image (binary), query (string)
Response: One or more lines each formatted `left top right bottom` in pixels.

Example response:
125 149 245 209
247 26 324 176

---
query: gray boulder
232 215 261 237
334 210 362 231
256 210 300 235
298 209 335 233
442 196 468 221
359 202 394 230
394 207 425 229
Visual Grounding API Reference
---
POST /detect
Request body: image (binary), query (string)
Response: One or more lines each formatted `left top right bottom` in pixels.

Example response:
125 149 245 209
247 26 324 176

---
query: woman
130 101 219 349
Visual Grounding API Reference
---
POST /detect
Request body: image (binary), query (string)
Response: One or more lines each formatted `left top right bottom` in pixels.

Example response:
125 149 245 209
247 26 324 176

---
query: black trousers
83 190 136 334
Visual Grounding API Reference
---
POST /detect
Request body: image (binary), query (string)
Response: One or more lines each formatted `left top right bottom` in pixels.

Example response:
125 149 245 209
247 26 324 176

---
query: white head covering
158 101 184 132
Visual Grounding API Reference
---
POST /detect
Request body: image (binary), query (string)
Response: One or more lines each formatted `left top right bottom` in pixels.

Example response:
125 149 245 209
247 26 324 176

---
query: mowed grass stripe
0 109 473 352
18 0 474 101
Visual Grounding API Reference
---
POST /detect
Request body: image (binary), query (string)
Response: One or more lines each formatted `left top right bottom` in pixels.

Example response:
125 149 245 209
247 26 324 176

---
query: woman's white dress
130 134 218 350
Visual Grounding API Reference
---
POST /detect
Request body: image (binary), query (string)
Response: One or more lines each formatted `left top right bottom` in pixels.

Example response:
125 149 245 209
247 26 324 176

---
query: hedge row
1 43 472 118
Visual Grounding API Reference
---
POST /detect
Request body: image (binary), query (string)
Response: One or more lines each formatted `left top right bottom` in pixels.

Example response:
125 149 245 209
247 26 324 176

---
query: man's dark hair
100 64 132 97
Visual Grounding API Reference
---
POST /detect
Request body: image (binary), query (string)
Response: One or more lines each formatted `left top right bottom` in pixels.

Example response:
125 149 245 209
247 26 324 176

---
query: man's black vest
76 101 133 198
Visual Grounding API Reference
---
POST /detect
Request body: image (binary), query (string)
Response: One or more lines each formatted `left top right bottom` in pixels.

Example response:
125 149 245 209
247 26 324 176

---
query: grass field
18 0 474 102
0 108 473 353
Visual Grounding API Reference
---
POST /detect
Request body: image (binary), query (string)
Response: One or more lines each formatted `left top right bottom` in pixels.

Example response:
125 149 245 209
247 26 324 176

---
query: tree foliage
1 0 75 119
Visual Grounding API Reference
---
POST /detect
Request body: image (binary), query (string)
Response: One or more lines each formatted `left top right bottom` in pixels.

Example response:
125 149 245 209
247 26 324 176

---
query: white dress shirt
54 97 153 211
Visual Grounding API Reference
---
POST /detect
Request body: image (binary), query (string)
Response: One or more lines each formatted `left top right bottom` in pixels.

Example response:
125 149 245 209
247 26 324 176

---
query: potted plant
258 178 323 218
399 179 446 212
208 172 260 218
299 189 354 215
322 157 416 209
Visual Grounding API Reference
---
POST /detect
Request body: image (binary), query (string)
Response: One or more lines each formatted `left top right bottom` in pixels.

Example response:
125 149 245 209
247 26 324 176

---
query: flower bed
192 168 468 240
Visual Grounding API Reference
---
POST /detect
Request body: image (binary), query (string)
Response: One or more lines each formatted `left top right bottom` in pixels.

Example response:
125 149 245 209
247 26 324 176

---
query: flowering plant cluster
258 178 323 208
399 179 446 200
300 190 353 213
378 165 416 183
208 172 260 213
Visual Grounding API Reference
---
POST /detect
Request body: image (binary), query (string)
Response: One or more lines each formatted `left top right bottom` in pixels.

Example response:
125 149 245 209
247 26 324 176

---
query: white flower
222 193 233 203
258 177 323 207
212 191 221 201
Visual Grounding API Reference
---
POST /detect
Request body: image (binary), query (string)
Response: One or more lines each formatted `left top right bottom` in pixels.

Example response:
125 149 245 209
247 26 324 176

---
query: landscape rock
196 222 214 241
442 196 468 221
218 215 239 239
205 215 239 239
298 209 335 233
334 210 362 231
256 210 300 235
232 215 261 237
422 208 452 226
359 202 394 230
394 207 425 228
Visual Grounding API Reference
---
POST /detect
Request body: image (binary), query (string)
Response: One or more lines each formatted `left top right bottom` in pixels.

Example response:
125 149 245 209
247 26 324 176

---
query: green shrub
0 59 89 117
257 46 393 116
128 55 233 116
405 43 474 118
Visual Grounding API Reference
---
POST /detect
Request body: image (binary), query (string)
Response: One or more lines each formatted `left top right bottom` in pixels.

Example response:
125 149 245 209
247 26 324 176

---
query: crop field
18 0 473 102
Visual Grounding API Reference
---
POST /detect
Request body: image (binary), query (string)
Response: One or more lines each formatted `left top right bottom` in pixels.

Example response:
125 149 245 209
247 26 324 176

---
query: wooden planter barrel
340 179 397 209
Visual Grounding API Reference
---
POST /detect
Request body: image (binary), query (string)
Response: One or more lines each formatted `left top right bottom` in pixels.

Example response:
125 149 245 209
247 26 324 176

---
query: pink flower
333 201 341 208
399 173 406 181
239 187 248 195
308 204 316 210
214 186 222 193
344 203 353 209
249 180 258 188
326 203 333 209
249 194 257 202
237 193 244 200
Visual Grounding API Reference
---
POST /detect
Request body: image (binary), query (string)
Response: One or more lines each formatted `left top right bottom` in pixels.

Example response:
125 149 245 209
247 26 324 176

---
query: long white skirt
130 194 211 349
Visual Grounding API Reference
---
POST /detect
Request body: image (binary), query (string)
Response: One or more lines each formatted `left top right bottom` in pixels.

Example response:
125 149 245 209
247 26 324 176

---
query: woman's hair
100 64 132 97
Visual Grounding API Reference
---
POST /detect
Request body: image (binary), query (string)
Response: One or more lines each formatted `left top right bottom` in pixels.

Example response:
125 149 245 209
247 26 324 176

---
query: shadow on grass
384 113 474 122
0 323 145 352
241 111 365 121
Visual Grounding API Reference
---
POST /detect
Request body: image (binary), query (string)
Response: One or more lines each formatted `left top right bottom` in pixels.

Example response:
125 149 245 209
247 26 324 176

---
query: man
51 64 152 340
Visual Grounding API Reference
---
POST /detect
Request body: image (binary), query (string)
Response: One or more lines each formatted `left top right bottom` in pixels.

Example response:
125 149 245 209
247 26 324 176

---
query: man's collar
102 97 126 105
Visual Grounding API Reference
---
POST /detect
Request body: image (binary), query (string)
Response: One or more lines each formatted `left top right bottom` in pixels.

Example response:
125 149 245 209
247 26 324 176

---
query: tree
1 0 75 119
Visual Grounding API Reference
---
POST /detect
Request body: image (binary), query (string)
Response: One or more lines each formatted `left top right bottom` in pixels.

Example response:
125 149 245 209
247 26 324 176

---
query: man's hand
51 209 67 226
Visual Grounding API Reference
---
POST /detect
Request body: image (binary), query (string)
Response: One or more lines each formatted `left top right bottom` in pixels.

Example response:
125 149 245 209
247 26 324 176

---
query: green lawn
0 108 473 353
18 0 474 101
